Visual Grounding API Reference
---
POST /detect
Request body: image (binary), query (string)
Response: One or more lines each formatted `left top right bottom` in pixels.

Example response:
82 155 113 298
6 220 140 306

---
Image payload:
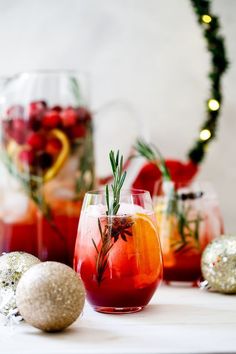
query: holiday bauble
0 252 40 291
16 261 85 332
201 235 236 294
0 252 40 316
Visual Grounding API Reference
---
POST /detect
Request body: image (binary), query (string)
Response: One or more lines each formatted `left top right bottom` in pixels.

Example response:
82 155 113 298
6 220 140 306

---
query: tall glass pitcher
0 71 95 266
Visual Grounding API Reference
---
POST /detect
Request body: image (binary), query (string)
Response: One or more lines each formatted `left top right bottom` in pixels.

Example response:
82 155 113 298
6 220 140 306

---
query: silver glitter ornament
16 261 85 332
0 252 40 317
201 235 236 294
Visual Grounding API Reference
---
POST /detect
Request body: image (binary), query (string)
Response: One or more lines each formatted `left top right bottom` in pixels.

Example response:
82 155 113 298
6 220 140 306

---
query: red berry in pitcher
51 105 62 112
18 149 35 165
76 107 91 122
7 105 24 119
10 118 27 144
2 119 12 136
29 101 47 118
27 132 46 150
46 137 62 155
35 152 53 169
42 110 60 129
28 116 42 131
60 108 77 127
12 118 26 131
70 123 86 139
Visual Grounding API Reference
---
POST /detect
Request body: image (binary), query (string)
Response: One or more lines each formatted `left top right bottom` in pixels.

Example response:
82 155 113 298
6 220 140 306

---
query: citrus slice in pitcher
7 128 70 183
43 129 70 182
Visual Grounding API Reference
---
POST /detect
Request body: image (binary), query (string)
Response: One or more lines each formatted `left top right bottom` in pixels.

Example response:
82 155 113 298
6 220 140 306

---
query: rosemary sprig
135 139 171 181
0 150 66 242
92 150 132 285
134 139 202 252
70 76 82 106
106 150 127 216
135 139 175 214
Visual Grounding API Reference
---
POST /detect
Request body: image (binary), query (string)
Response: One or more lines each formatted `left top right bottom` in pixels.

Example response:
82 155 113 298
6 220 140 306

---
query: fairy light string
188 0 229 164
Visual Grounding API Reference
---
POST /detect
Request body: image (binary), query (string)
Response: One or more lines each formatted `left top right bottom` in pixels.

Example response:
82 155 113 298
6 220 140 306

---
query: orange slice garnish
109 213 163 284
132 213 161 262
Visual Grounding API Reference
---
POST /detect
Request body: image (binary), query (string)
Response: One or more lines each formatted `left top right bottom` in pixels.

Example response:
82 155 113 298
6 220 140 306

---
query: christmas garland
132 0 229 195
188 0 229 164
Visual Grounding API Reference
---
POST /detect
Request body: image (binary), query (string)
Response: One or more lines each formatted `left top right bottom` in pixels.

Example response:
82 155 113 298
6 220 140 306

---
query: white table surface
0 284 235 354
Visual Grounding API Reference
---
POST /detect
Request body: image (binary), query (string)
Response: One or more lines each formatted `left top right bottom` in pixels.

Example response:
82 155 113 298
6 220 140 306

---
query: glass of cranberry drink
74 189 163 314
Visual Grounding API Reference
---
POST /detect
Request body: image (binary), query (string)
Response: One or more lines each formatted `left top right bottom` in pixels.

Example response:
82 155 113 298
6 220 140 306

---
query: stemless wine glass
74 189 163 314
153 180 224 285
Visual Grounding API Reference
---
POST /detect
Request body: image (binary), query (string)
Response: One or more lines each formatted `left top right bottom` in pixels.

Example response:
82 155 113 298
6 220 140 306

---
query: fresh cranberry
60 108 77 127
2 119 12 135
35 152 53 169
9 118 27 144
9 131 26 144
28 116 42 131
42 110 61 129
46 137 62 155
70 123 87 139
28 101 47 118
18 149 35 165
51 105 62 112
7 105 24 119
76 107 92 122
12 118 26 131
27 132 46 150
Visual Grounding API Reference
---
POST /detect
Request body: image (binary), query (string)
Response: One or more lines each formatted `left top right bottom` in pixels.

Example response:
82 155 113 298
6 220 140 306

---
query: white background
0 0 235 231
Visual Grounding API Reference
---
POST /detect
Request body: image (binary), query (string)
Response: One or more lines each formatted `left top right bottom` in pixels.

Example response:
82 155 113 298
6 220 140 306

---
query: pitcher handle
92 100 149 186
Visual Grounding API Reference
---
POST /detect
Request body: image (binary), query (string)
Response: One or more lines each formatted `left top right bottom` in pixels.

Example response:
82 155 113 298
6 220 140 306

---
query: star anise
108 216 133 242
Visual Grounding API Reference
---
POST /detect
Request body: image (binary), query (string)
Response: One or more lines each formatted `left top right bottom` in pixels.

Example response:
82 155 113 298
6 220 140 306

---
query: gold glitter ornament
16 261 85 332
0 252 40 317
201 235 236 294
0 252 40 291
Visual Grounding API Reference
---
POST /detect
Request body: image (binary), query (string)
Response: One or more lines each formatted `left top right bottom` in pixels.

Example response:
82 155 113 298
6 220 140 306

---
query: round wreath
132 0 229 195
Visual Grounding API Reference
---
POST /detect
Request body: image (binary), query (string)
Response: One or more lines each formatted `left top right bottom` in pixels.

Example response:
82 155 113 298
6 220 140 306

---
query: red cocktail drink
74 190 163 313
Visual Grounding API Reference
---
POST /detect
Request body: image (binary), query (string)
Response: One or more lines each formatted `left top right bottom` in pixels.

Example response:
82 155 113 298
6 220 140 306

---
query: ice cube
85 202 146 217
0 162 22 191
1 193 30 223
117 202 145 215
85 204 106 216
